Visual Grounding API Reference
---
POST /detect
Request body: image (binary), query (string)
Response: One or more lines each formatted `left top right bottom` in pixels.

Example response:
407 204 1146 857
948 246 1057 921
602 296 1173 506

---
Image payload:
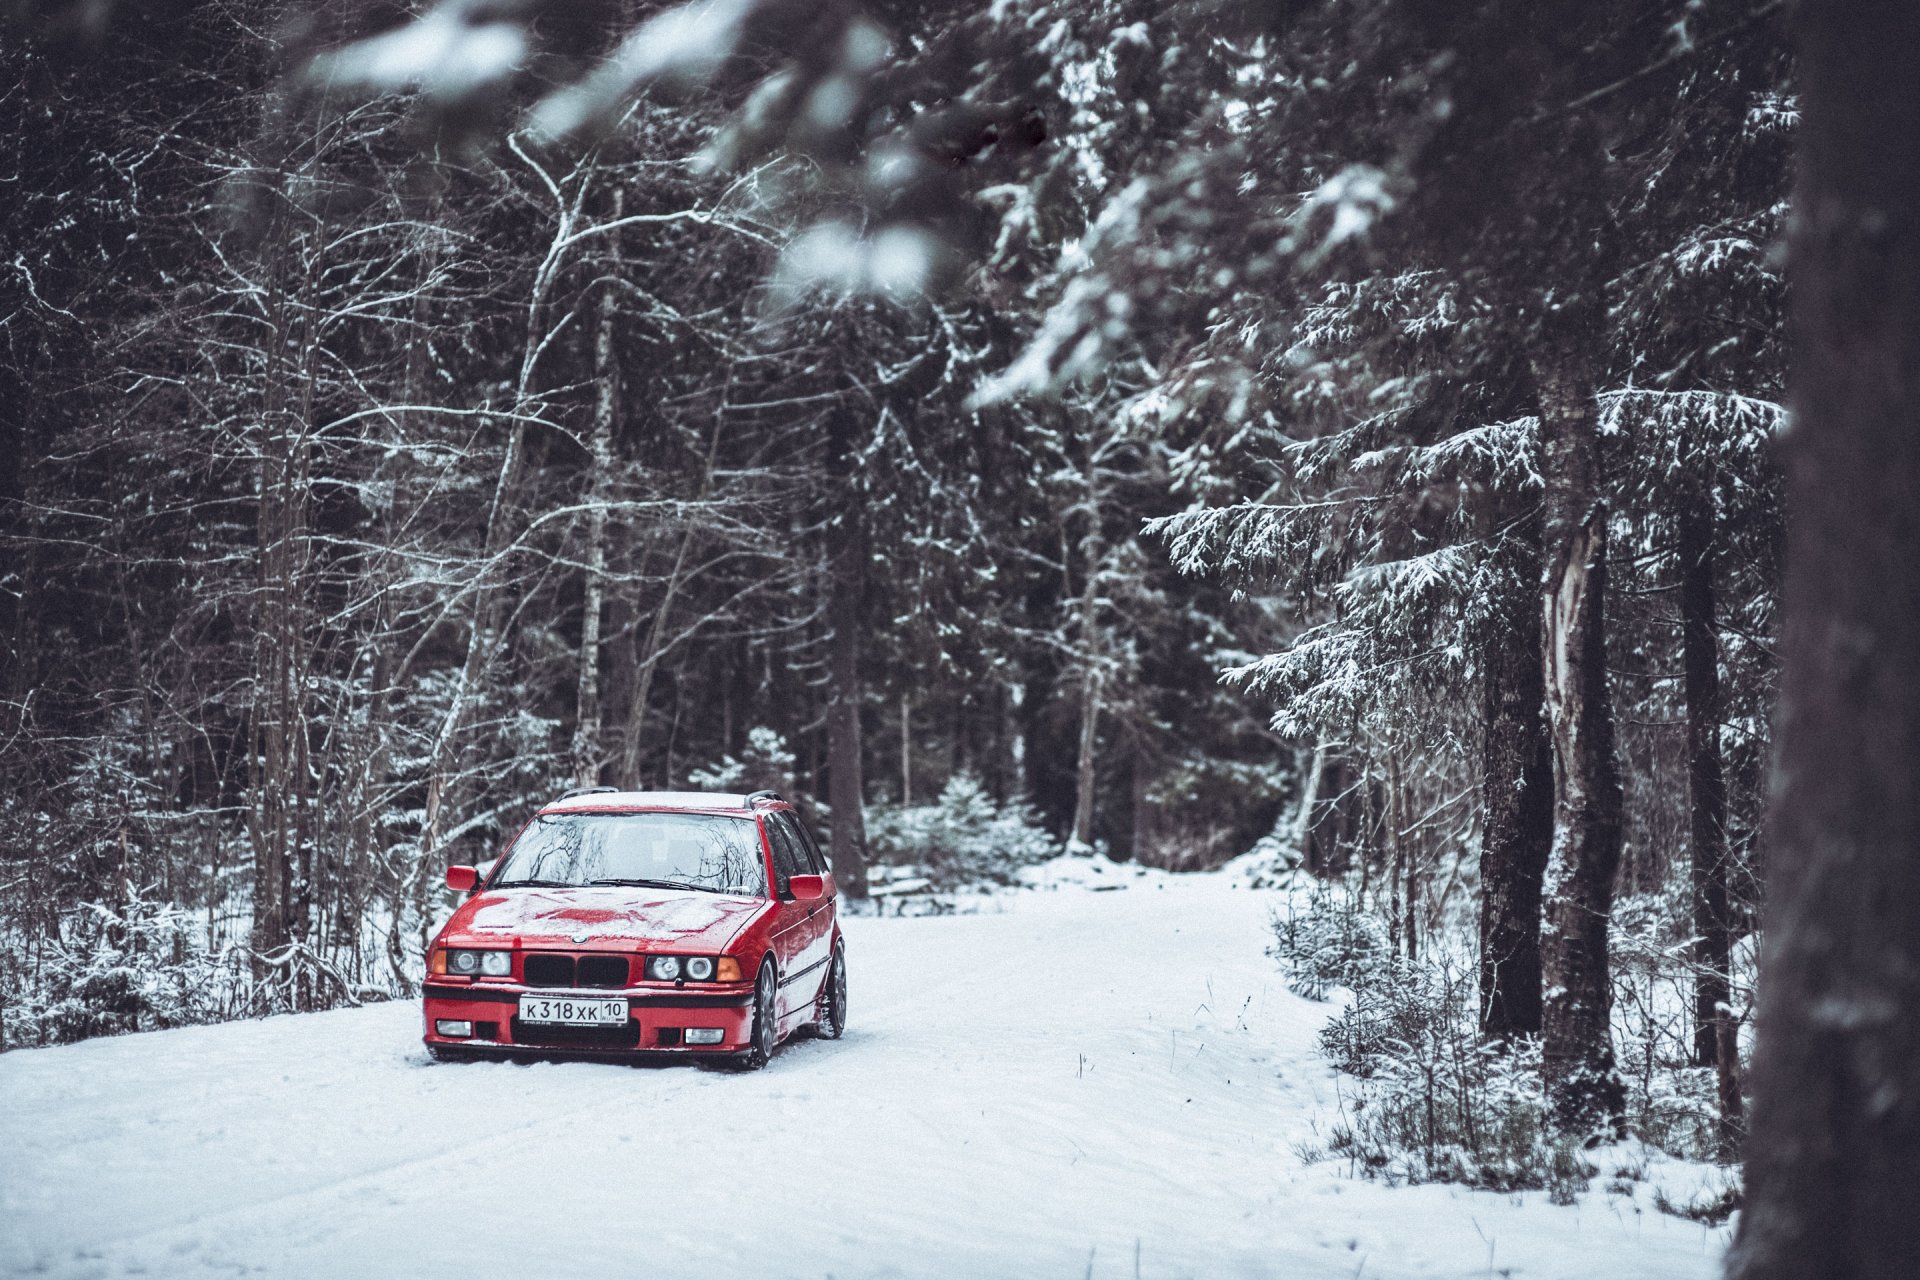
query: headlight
446 949 511 977
647 955 683 981
645 955 732 981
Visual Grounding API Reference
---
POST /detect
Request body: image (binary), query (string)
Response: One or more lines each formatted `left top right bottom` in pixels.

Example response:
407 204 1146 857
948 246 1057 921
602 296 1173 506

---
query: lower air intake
509 1018 641 1050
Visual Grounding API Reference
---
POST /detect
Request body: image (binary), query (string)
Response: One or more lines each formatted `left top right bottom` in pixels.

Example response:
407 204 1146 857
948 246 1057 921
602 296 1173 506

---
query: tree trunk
824 408 868 899
1534 338 1628 1133
1728 4 1920 1274
1677 477 1743 1155
1293 743 1327 871
1071 670 1100 851
572 213 619 788
1387 803 1404 960
1070 492 1105 852
826 544 869 898
1479 540 1555 1040
621 414 722 785
247 198 319 1003
1402 771 1420 965
900 692 912 806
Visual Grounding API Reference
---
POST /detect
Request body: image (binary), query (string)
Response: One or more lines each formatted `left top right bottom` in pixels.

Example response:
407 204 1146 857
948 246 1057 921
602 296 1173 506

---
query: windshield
491 811 767 897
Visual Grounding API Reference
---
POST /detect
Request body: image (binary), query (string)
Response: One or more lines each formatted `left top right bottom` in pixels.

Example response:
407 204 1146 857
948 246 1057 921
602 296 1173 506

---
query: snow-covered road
2 867 1729 1279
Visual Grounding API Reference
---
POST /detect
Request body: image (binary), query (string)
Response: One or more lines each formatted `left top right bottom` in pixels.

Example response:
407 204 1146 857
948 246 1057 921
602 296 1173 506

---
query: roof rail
560 785 619 800
744 789 784 807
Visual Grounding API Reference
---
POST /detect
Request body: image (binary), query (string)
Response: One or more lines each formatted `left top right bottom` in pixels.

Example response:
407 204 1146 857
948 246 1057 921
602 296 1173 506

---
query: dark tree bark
1677 478 1743 1155
824 411 869 900
1728 2 1920 1274
1479 543 1555 1040
1070 446 1105 852
1534 330 1628 1132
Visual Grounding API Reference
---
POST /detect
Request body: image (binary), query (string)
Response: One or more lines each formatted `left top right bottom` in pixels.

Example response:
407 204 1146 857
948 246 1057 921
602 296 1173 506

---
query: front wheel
734 960 778 1070
814 944 847 1040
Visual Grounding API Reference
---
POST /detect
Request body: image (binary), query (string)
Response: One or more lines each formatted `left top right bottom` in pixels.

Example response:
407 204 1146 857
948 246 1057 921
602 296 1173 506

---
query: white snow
1 871 1728 1279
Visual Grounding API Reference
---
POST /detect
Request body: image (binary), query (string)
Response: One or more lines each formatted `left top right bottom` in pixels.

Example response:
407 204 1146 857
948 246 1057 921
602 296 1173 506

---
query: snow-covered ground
1 864 1729 1279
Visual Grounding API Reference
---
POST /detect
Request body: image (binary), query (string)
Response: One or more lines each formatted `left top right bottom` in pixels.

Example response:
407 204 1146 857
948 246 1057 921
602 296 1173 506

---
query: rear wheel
815 944 847 1040
734 959 778 1070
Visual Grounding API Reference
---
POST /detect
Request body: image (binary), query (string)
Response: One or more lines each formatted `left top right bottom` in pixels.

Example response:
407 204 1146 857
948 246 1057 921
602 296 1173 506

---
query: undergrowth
1272 879 1744 1213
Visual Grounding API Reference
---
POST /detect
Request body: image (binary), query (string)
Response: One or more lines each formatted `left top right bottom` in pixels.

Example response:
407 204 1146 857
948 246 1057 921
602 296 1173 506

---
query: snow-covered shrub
1610 888 1738 1161
687 726 798 795
1317 956 1591 1200
864 774 1061 890
1317 957 1448 1075
1281 875 1741 1206
1267 880 1386 1000
2 887 384 1051
1327 1026 1592 1201
4 895 234 1047
1134 758 1291 871
1229 813 1307 889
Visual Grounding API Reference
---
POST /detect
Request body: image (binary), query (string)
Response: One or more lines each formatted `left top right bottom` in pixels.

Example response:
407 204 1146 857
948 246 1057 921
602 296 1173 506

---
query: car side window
765 815 808 898
790 813 828 875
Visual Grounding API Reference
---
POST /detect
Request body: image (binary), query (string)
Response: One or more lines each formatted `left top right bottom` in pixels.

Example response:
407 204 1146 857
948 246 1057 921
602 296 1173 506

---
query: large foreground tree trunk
1677 479 1743 1156
1534 333 1628 1132
1727 3 1920 1275
1479 543 1554 1039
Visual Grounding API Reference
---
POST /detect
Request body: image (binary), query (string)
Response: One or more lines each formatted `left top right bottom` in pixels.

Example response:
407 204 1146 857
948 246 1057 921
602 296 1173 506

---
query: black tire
734 959 778 1070
815 944 847 1040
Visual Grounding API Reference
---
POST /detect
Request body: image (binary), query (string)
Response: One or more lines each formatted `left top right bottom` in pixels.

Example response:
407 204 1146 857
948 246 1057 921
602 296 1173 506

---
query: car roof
537 789 774 815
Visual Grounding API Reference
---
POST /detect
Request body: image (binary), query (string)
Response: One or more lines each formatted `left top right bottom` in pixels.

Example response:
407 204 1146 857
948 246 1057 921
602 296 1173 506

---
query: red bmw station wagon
422 788 845 1068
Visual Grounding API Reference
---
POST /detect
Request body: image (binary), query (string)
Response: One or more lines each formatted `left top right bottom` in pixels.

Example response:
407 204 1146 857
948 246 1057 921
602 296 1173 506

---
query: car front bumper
422 982 754 1056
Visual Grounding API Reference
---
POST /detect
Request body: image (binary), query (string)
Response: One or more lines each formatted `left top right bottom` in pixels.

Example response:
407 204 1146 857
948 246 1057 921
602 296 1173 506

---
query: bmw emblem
571 931 589 944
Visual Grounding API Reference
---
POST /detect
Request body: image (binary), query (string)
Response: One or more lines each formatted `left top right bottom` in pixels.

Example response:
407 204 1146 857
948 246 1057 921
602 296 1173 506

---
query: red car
422 788 846 1068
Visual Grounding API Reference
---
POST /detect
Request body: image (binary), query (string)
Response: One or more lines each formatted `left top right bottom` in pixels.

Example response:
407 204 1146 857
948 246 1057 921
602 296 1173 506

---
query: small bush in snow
864 774 1061 890
4 896 232 1047
1319 957 1591 1200
1281 879 1739 1207
1610 887 1742 1163
686 726 798 796
1267 880 1387 1000
3 890 379 1051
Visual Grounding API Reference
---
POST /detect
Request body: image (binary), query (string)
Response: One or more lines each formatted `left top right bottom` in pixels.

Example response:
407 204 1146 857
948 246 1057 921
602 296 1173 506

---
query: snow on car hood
448 886 766 951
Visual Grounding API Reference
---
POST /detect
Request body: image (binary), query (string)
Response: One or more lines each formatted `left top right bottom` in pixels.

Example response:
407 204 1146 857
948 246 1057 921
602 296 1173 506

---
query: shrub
1268 880 1387 1000
864 774 1061 890
1278 876 1742 1208
2 891 376 1051
686 726 798 795
1317 957 1592 1200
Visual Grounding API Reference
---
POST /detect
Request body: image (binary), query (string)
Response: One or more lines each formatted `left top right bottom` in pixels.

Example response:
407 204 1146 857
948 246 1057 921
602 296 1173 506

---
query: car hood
444 885 767 952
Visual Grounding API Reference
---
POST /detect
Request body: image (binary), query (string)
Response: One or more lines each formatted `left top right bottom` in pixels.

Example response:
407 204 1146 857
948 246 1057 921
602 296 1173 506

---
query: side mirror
446 865 479 893
788 873 825 903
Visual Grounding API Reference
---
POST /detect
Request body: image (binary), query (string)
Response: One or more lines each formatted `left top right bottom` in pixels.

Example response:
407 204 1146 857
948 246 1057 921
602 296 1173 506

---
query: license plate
518 994 628 1026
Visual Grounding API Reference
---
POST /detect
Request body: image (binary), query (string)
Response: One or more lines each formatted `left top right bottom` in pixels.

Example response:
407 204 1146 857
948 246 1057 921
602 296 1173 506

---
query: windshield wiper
587 877 728 894
491 877 575 889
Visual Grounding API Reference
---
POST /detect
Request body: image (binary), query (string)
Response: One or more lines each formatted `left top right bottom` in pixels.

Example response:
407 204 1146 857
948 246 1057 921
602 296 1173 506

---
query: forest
2 2 1916 1277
